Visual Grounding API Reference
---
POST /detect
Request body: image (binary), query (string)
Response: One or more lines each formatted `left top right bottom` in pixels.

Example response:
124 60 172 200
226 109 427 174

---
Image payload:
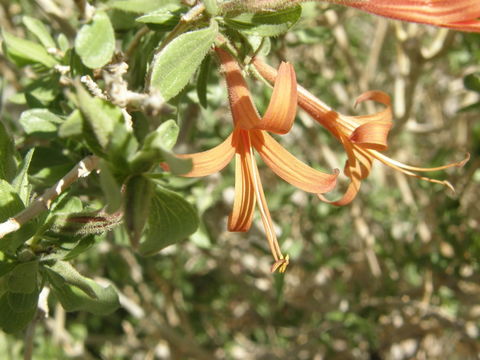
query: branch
0 155 99 239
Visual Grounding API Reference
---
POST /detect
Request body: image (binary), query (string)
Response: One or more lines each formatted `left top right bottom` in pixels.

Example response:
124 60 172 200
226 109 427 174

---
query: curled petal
178 133 236 177
349 120 393 151
260 62 298 134
318 177 362 206
215 47 261 130
354 90 392 123
336 0 480 32
250 130 338 194
319 138 373 205
228 130 256 232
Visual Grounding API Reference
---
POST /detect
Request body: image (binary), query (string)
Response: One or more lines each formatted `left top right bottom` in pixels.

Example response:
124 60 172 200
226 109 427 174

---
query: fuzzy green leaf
0 180 24 223
75 83 123 152
19 109 62 137
0 121 16 182
99 160 123 213
47 269 120 315
22 16 56 49
149 20 218 101
139 186 198 255
49 261 97 299
1 30 58 67
7 261 38 294
109 0 168 13
0 292 37 333
125 175 154 247
225 6 302 37
135 4 183 30
75 11 115 69
12 148 34 205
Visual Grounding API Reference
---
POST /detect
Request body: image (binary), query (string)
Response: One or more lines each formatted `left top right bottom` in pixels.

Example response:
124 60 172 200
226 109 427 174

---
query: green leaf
1 30 58 68
58 109 83 138
0 292 37 333
149 20 218 101
7 291 39 313
136 5 183 30
57 33 70 52
75 82 123 151
99 160 123 213
46 269 120 315
12 148 35 205
108 0 169 13
204 0 219 16
22 16 56 49
107 122 139 170
129 120 191 174
145 119 179 151
139 186 198 255
225 6 302 37
48 261 97 299
124 175 154 247
75 11 115 69
196 54 211 108
7 261 38 294
63 237 96 261
0 180 24 223
19 109 62 137
0 121 16 182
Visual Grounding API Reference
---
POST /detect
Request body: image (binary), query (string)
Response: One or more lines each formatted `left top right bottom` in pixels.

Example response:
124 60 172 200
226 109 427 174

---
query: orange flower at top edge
176 48 338 272
253 57 469 206
328 0 480 32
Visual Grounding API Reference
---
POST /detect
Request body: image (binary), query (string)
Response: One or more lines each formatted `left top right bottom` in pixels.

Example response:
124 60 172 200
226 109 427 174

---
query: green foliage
149 20 218 100
1 30 58 68
224 5 302 36
138 185 199 255
74 11 115 69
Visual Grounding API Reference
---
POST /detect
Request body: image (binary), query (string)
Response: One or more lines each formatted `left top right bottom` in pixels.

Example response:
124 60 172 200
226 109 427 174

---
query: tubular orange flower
327 0 480 32
253 57 469 205
177 48 338 272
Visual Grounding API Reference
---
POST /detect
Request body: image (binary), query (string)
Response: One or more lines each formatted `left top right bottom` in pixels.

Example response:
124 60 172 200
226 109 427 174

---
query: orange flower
253 57 469 205
328 0 480 32
178 48 338 272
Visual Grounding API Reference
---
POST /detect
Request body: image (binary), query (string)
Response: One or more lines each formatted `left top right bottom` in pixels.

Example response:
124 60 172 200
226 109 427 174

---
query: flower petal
260 62 298 134
318 177 362 206
336 0 480 32
178 133 236 177
319 138 373 205
228 130 256 232
349 120 393 151
215 47 262 130
250 130 338 194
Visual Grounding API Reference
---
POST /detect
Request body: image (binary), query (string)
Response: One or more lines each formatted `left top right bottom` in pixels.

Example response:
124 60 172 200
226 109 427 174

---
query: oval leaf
20 109 62 137
1 30 58 68
149 20 218 101
225 5 302 37
139 186 198 255
75 11 115 69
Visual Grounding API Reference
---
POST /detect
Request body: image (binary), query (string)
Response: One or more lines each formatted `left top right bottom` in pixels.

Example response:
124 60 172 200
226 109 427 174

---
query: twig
0 155 99 240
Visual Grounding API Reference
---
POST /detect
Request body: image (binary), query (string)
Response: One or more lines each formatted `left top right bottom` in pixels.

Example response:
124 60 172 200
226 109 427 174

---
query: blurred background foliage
0 0 479 359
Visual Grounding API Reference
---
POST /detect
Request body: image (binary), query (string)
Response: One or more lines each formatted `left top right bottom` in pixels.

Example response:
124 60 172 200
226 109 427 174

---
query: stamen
244 132 287 271
371 150 469 172
368 149 458 191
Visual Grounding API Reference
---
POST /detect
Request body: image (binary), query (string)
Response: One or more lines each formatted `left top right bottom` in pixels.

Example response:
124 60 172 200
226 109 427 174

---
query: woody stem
0 155 100 240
